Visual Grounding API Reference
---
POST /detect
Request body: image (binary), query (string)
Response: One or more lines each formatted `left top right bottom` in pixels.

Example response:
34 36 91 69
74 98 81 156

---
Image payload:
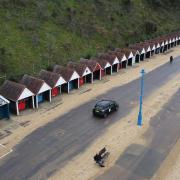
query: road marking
0 144 13 159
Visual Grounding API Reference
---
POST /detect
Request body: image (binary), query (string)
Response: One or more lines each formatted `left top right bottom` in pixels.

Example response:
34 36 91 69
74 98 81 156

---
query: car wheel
103 113 108 118
115 106 118 111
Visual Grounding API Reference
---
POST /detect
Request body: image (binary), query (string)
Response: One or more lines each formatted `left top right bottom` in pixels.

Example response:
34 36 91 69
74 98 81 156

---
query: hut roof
53 65 80 82
116 48 131 56
128 48 140 54
149 38 162 45
79 59 102 72
132 43 151 52
99 53 118 65
108 51 127 61
129 45 145 54
67 62 91 77
155 38 165 45
0 80 28 101
39 70 66 88
115 48 135 58
0 95 10 106
91 57 110 69
21 74 47 94
157 37 167 44
140 42 155 50
145 40 160 47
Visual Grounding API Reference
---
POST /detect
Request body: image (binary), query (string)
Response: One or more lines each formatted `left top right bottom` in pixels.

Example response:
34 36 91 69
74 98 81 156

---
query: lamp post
137 69 145 126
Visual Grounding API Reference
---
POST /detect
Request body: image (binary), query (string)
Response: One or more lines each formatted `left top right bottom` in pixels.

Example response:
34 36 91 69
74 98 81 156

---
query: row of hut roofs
0 32 180 118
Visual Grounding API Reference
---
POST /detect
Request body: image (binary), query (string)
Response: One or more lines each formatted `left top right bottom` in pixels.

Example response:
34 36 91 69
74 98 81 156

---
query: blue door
0 104 9 120
69 81 75 90
38 94 44 103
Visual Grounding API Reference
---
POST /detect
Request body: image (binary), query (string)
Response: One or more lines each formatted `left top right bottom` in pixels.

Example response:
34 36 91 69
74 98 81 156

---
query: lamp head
141 69 145 74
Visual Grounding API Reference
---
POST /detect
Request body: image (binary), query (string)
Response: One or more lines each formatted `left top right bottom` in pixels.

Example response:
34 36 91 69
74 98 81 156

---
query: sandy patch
50 72 180 180
153 139 180 180
0 46 179 157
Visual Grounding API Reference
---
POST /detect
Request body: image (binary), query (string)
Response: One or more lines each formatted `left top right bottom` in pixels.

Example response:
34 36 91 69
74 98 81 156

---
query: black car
93 100 119 118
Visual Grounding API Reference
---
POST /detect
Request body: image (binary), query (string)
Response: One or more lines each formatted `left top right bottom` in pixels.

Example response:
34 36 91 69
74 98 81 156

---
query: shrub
0 0 32 8
8 74 23 82
144 21 157 35
0 47 9 73
32 34 40 47
36 1 51 20
0 64 7 74
121 0 132 12
46 65 53 71
62 42 72 51
83 53 91 59
19 19 39 31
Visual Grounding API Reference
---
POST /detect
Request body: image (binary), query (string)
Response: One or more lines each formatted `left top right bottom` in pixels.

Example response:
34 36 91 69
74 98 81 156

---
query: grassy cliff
0 0 180 81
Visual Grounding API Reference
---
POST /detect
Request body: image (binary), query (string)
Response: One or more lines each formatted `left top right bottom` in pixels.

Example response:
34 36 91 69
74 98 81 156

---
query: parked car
93 100 119 118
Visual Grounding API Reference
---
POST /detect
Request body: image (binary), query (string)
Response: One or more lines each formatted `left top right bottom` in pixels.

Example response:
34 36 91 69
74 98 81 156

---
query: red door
79 77 84 86
101 69 105 77
18 100 26 111
52 87 59 97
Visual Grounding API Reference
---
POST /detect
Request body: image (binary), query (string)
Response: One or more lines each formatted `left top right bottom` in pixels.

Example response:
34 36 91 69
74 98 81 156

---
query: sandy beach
0 46 179 179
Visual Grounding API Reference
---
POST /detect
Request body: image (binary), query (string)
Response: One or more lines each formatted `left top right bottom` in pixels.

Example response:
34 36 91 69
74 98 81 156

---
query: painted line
0 144 13 159
0 144 6 148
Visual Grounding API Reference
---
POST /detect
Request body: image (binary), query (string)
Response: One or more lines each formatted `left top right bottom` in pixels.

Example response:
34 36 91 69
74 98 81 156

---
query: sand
153 139 180 180
50 71 180 180
0 46 179 179
163 148 180 180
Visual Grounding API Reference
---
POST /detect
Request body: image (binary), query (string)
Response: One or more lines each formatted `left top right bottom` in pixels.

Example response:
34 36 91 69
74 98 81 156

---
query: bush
83 53 91 59
62 42 72 51
0 0 32 8
144 21 157 35
146 0 180 8
121 0 132 12
36 1 51 20
19 19 39 31
46 65 53 71
0 64 7 74
32 34 40 47
8 74 23 82
0 47 9 73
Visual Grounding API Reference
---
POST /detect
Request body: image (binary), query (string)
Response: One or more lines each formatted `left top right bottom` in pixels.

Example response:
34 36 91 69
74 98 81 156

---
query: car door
112 102 117 111
108 103 114 113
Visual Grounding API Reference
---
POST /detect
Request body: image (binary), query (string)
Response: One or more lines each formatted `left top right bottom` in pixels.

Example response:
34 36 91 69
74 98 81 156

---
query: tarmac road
0 57 179 180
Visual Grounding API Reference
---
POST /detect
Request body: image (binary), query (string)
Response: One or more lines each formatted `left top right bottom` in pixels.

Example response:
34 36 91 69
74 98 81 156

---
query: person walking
170 56 174 64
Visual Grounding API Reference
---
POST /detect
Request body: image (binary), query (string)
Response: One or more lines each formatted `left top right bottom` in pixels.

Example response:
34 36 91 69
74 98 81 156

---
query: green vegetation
0 0 180 82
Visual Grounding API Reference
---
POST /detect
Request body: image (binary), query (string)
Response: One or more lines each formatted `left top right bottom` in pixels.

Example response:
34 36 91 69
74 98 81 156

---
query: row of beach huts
0 32 180 119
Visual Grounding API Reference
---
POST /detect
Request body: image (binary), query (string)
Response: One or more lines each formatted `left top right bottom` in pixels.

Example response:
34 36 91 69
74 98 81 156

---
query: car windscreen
95 101 110 108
